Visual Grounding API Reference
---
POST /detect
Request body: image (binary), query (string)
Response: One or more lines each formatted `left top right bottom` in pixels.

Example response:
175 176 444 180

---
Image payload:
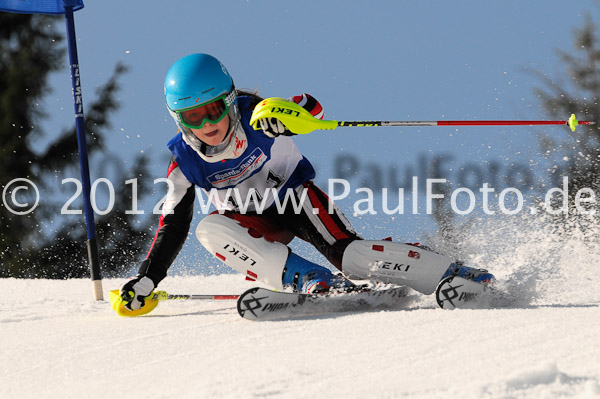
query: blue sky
37 0 598 272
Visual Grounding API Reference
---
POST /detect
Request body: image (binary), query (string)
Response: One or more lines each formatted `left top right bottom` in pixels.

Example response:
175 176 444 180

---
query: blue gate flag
0 0 83 14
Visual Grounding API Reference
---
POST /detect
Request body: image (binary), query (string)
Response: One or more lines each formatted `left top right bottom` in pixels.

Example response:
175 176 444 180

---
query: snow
1 214 600 399
1 270 599 398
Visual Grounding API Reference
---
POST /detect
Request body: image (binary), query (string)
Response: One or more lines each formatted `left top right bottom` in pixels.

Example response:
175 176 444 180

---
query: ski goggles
177 94 231 129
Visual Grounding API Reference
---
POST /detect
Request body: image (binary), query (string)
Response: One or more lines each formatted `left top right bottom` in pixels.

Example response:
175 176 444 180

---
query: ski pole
154 293 240 301
249 98 595 134
338 115 594 129
109 289 239 317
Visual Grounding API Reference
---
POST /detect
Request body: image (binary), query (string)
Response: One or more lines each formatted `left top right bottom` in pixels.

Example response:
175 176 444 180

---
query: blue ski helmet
164 53 235 112
164 54 247 162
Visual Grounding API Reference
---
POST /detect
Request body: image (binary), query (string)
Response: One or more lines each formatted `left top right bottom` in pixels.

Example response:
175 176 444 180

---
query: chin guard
250 97 338 134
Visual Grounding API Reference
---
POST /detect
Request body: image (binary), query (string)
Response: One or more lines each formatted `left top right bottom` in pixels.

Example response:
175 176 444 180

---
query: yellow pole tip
568 114 579 132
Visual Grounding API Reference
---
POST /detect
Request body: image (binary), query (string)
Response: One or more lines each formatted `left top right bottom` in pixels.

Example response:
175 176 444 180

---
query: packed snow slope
2 214 600 399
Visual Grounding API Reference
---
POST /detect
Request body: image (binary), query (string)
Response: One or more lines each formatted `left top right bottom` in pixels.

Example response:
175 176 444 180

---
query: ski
237 285 413 321
435 276 493 309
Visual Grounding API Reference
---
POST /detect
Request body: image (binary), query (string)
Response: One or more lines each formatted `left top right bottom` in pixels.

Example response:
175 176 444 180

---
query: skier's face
190 115 230 146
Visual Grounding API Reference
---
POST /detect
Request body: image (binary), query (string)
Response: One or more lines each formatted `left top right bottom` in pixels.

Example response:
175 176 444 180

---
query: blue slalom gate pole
0 1 103 299
64 5 103 301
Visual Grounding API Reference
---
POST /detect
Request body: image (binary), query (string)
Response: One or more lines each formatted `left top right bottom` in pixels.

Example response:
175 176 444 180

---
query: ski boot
282 253 354 294
440 262 495 284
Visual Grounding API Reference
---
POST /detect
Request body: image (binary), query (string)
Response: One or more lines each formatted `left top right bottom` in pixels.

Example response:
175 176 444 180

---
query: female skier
119 53 493 311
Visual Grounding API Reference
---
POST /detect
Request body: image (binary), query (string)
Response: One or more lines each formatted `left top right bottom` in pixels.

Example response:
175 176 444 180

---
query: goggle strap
225 91 236 107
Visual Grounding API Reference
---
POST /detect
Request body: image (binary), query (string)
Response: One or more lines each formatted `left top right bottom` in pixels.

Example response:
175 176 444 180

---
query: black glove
259 117 293 138
119 275 155 310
